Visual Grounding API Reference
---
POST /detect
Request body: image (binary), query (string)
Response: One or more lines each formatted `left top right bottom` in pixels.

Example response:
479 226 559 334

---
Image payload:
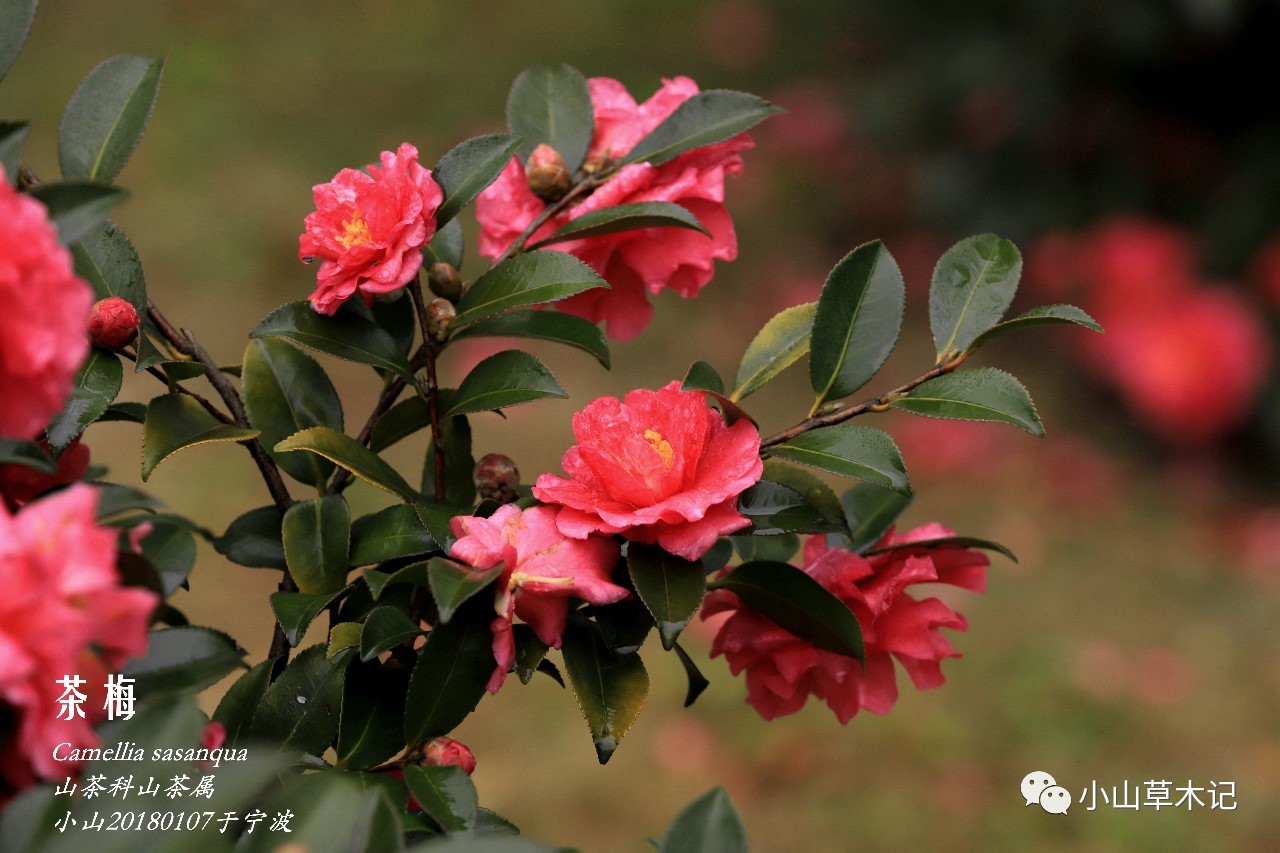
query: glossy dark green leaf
94 482 162 519
0 122 30 186
0 439 54 473
425 216 464 269
452 309 611 369
368 294 417 361
623 89 782 166
46 348 122 451
445 349 566 416
454 250 608 329
249 644 348 754
513 624 550 685
214 505 286 569
349 503 437 566
966 303 1103 352
328 622 363 659
732 301 816 402
840 483 912 553
71 222 147 316
243 338 343 489
930 234 1022 359
627 543 705 650
682 359 725 394
434 133 523 226
672 642 710 708
562 616 649 764
29 182 128 245
213 657 277 749
591 590 654 657
404 602 495 744
422 397 475 506
0 0 36 83
413 501 474 556
275 426 418 501
252 301 413 379
428 556 503 624
701 538 734 574
506 63 593 170
362 561 430 601
731 532 799 563
139 519 196 596
59 55 163 182
769 424 909 494
337 659 408 769
283 495 352 595
241 765 389 853
529 202 709 250
475 808 522 838
140 392 259 480
122 626 245 698
404 765 478 834
737 481 828 536
710 561 864 662
99 400 147 423
660 787 748 853
864 535 1017 562
892 367 1044 435
369 395 430 452
760 459 844 529
271 589 343 647
360 605 424 661
809 241 905 405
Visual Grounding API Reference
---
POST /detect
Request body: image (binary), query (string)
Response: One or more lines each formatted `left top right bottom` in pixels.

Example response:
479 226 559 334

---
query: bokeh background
5 1 1279 849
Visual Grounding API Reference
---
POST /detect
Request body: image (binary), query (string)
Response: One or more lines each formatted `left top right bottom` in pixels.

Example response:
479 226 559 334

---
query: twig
119 347 235 424
490 174 606 267
410 280 446 503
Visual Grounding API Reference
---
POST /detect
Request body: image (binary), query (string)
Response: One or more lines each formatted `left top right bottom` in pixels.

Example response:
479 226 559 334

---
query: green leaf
329 621 363 658
561 615 649 764
760 459 844 529
283 495 352 595
434 133 523 227
930 233 1022 359
425 216 464 269
731 532 799 563
660 787 748 853
452 310 611 369
360 605 424 661
590 590 653 657
966 303 1103 352
864 535 1017 563
0 0 36 83
809 240 905 405
445 349 566 416
404 602 495 745
349 504 437 566
506 63 594 171
428 556 503 623
627 544 705 651
46 348 122 450
422 396 476 505
513 624 550 685
275 426 418 501
891 367 1044 435
140 393 258 480
0 439 54 473
100 401 147 424
529 202 709 250
138 519 197 596
682 360 725 394
732 301 816 402
94 482 162 520
242 772 394 853
271 589 343 647
840 483 912 553
737 481 828 536
769 424 909 494
214 505 286 569
368 395 430 452
710 561 864 662
404 765 478 834
249 644 348 754
362 561 430 601
337 659 408 769
122 626 245 698
413 501 472 554
213 657 277 749
251 301 413 379
454 250 607 329
622 89 782 167
672 642 710 708
29 182 128 245
59 55 163 182
0 122 30 184
242 338 343 489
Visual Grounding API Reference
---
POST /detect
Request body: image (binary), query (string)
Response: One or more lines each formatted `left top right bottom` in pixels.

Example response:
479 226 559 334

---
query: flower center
643 429 674 469
335 210 372 250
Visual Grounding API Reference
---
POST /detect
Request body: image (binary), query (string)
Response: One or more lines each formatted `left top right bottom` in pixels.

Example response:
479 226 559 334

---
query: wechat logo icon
1022 771 1070 813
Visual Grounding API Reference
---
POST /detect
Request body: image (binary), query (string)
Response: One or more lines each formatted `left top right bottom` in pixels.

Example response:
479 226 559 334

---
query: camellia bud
473 453 519 504
421 737 476 775
427 262 463 302
525 143 571 202
87 296 140 350
426 298 455 344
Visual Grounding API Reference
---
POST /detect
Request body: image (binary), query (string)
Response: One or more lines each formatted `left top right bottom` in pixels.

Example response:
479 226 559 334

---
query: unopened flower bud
526 143 571 202
473 453 519 504
426 298 455 343
427 262 463 302
421 737 476 775
87 297 140 350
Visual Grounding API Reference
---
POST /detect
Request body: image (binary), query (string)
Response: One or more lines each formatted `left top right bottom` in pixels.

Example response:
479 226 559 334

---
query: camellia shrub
0 4 1101 851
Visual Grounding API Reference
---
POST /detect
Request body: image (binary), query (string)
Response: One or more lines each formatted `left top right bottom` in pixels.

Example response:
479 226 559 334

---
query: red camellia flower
0 172 93 440
298 142 443 315
87 296 140 350
0 485 156 792
449 504 626 693
703 525 988 723
533 381 763 561
476 77 752 340
422 737 477 775
0 438 90 512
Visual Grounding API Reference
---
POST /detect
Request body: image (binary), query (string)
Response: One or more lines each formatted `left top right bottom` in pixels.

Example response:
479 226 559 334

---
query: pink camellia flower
533 381 763 561
422 737 477 775
449 504 626 692
476 77 752 340
703 525 988 723
0 171 93 440
87 296 140 351
0 485 156 792
298 142 443 315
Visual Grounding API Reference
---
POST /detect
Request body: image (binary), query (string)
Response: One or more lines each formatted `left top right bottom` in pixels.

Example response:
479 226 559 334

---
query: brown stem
119 347 235 425
410 281 446 503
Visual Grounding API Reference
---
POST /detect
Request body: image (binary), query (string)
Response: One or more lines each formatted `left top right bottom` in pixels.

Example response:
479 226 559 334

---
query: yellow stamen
644 428 674 469
335 210 372 250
